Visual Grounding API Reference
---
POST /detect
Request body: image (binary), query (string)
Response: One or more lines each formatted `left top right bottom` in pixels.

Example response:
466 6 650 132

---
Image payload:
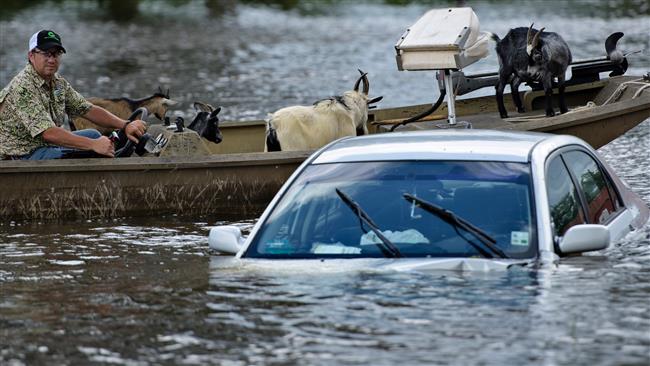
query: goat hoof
546 111 555 117
500 113 509 119
517 107 525 113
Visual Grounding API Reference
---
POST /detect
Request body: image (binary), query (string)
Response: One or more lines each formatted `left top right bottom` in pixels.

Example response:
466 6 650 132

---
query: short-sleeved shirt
0 63 92 157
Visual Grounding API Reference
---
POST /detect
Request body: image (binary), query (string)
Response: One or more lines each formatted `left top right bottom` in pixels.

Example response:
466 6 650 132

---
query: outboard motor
114 107 156 157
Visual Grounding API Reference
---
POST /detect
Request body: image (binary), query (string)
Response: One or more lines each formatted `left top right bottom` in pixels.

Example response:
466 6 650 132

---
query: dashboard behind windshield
245 161 536 259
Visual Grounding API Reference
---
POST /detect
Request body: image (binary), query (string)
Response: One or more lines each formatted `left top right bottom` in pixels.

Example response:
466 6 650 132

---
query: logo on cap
44 31 60 42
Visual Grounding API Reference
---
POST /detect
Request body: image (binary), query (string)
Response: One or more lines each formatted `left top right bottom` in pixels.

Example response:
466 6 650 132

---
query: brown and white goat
72 88 177 134
265 70 382 152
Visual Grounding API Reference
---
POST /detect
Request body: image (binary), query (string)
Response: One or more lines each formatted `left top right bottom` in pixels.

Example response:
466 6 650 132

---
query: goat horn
353 69 369 95
361 71 369 95
532 27 545 48
527 23 535 45
353 69 363 92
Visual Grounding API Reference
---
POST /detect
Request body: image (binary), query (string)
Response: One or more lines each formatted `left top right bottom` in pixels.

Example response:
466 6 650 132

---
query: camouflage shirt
0 63 92 156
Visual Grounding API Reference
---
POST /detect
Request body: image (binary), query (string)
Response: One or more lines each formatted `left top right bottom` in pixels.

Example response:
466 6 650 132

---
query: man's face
28 48 63 81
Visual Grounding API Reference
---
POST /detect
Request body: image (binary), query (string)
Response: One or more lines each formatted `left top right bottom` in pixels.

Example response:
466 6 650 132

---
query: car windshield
245 161 536 259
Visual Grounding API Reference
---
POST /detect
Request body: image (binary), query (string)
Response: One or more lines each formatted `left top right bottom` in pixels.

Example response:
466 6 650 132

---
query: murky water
1 1 650 365
1 1 649 120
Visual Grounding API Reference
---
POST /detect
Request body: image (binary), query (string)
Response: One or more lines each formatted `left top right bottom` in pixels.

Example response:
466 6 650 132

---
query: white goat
265 70 382 152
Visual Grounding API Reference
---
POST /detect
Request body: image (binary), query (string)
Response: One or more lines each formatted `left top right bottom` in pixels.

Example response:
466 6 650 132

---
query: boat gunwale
0 151 312 173
507 93 650 131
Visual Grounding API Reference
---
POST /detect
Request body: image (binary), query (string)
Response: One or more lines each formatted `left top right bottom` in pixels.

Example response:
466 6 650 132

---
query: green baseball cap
29 30 66 53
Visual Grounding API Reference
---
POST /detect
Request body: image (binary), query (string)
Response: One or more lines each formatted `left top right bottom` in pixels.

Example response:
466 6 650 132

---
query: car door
546 154 587 241
546 147 630 249
561 149 631 241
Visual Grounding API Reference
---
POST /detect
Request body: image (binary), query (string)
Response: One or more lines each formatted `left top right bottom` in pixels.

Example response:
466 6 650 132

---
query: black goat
491 24 572 118
187 102 223 144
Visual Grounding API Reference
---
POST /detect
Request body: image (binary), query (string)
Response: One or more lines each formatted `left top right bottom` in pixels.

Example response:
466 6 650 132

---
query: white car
209 130 649 271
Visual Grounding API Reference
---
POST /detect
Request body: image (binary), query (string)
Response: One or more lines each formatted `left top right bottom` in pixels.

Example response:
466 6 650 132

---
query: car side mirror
559 224 610 254
209 226 245 254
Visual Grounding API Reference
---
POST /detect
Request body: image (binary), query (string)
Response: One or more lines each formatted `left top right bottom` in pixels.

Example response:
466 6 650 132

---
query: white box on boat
395 7 489 71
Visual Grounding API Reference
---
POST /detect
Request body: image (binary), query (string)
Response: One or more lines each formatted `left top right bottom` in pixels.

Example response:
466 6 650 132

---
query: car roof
312 129 555 164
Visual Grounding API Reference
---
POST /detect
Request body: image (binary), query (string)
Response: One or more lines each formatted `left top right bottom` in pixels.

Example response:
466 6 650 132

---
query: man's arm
83 105 147 143
41 126 115 157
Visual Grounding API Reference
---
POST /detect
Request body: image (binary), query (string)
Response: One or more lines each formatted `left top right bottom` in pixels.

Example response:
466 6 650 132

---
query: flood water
1 1 650 365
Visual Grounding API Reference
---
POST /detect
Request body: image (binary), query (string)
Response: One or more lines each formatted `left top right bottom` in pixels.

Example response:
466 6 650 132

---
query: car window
563 150 618 224
245 161 536 259
546 156 586 236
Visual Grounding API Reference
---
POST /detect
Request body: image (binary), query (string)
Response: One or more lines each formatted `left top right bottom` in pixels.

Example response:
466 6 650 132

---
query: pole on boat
436 69 471 129
443 70 457 125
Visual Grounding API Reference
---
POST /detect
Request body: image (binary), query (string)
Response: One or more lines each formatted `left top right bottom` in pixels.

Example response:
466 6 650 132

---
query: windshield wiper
335 188 402 258
403 193 509 259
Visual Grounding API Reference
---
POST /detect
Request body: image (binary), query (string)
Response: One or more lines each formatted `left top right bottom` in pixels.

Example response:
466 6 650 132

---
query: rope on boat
503 102 598 122
632 83 650 99
563 101 598 114
602 85 628 105
602 77 648 105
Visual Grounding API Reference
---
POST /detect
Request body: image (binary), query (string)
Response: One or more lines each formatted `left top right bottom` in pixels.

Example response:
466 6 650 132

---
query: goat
153 102 223 145
490 24 572 118
72 87 177 134
265 69 382 152
186 102 223 144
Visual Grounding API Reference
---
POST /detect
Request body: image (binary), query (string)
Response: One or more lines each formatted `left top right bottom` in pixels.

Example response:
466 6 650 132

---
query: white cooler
394 7 490 125
395 7 489 71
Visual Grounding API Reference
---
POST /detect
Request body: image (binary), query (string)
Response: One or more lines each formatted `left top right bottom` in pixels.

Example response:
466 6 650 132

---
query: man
0 30 147 160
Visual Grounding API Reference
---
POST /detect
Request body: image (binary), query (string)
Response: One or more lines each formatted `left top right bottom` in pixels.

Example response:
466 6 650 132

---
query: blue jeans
27 129 102 160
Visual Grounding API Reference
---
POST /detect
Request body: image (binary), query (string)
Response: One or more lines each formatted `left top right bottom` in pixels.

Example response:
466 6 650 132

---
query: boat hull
0 152 309 221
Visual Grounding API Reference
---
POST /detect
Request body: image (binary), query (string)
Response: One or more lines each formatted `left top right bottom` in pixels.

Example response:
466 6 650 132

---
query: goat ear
367 96 383 105
208 107 221 119
193 101 214 112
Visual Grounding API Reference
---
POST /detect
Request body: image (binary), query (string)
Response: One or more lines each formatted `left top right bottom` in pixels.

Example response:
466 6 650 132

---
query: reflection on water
1 1 650 365
1 1 649 121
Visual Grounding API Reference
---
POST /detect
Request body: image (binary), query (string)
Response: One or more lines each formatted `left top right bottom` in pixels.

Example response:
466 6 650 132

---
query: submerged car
208 130 649 271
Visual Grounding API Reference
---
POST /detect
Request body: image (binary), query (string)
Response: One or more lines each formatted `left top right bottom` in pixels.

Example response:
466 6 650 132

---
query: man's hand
42 126 115 157
124 119 147 143
91 136 115 158
85 106 148 141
